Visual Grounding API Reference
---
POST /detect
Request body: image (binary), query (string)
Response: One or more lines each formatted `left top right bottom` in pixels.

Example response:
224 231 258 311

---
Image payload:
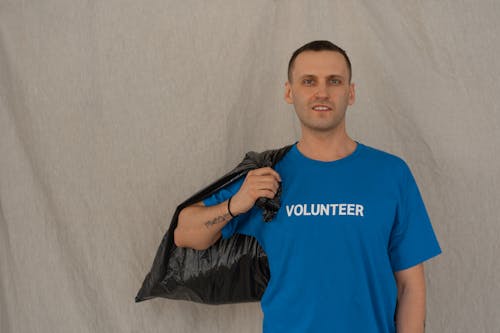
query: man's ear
348 82 356 105
284 81 293 104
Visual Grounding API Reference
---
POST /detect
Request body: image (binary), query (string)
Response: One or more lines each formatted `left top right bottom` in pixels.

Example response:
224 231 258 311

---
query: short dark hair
287 40 352 83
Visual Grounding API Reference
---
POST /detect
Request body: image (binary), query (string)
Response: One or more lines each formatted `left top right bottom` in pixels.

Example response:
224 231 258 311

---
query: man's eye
303 79 314 85
330 79 341 84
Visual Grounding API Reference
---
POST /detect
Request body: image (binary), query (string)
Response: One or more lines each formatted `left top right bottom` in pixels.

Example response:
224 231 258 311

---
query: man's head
287 40 352 84
284 40 355 136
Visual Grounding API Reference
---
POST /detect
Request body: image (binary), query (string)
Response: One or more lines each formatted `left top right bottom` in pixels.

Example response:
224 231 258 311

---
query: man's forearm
175 200 234 250
395 285 426 333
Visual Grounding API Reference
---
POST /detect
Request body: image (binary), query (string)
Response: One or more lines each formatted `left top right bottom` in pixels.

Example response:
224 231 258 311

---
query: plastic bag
135 144 293 304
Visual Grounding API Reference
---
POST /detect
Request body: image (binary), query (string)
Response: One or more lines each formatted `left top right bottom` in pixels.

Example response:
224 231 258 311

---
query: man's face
284 51 355 135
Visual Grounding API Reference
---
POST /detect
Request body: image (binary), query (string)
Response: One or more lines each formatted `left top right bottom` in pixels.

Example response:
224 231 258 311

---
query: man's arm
394 263 426 333
174 167 281 250
174 200 233 250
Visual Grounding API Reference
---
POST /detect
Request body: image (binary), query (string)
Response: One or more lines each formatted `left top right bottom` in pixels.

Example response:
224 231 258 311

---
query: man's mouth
312 105 332 111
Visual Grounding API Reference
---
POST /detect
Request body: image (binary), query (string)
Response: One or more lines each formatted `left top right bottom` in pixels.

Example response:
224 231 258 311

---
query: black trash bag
135 144 293 304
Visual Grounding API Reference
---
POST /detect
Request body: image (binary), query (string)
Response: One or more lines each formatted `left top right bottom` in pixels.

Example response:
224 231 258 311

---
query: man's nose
314 84 328 99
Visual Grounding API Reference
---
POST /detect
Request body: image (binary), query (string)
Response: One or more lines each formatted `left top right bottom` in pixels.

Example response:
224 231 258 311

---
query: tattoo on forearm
204 212 230 228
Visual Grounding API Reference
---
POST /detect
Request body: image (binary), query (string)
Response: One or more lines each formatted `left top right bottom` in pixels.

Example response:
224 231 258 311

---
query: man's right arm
174 199 236 250
174 167 281 250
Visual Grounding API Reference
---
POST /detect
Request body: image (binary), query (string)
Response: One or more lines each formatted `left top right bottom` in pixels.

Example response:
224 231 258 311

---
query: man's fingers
243 167 281 201
256 188 277 199
248 167 282 182
253 179 279 193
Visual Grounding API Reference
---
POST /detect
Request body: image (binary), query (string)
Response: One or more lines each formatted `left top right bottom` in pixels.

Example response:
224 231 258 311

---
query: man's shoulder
360 142 410 171
242 143 295 167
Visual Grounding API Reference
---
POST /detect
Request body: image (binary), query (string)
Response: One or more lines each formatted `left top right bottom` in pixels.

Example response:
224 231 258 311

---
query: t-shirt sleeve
388 162 442 272
202 176 245 240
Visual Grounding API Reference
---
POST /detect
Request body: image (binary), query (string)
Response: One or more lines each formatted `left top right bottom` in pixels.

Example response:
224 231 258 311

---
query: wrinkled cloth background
1 1 499 332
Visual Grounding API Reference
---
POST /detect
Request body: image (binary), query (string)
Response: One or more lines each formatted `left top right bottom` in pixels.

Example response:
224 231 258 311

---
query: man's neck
296 132 357 162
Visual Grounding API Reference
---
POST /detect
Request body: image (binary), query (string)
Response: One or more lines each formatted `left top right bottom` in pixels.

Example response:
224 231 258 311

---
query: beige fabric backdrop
1 1 499 332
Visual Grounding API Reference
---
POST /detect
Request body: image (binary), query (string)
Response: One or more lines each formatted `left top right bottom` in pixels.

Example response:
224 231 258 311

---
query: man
174 40 441 333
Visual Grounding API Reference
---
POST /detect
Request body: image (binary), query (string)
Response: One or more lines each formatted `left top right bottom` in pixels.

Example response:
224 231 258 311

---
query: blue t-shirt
203 141 442 333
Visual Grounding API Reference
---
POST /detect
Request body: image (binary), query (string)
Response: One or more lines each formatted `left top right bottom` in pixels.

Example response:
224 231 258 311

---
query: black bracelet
227 196 238 218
